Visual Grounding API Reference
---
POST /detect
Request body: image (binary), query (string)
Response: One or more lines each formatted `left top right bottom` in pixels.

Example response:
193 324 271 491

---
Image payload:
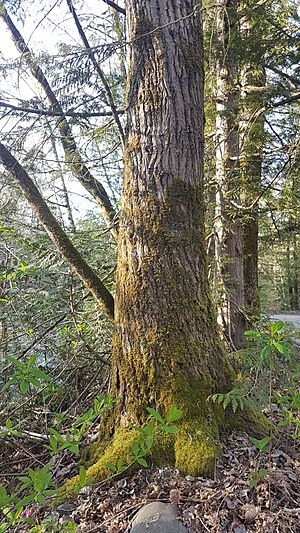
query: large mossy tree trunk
94 0 234 477
214 0 246 349
61 2 266 497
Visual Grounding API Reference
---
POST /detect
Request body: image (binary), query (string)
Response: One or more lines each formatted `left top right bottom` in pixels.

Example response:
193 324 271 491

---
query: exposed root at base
56 418 223 504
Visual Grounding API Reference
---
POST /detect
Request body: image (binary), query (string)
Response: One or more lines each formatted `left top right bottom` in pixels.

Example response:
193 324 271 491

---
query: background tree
214 0 245 349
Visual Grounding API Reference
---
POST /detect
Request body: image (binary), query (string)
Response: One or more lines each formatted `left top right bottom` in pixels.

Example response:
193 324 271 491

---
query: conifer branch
0 4 118 240
0 100 124 118
66 0 125 148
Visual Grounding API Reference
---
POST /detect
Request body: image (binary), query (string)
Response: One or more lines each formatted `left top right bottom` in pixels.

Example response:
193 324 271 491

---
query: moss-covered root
56 428 137 504
56 418 222 504
174 420 221 476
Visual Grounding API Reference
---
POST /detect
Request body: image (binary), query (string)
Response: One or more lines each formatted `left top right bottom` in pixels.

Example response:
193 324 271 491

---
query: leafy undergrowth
4 420 299 532
1 320 299 532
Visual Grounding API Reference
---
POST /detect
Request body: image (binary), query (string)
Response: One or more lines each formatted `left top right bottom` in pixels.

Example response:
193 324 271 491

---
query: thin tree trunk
0 4 118 239
292 234 299 309
287 242 293 309
0 142 114 317
214 0 245 349
239 5 266 323
47 125 77 233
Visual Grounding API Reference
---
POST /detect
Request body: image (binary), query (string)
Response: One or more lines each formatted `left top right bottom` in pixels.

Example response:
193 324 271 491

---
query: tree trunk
214 0 245 349
292 234 299 309
67 0 245 485
239 6 266 323
112 0 235 475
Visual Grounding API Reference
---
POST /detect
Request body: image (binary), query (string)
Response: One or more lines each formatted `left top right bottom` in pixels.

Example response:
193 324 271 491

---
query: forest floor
2 314 299 532
9 417 299 532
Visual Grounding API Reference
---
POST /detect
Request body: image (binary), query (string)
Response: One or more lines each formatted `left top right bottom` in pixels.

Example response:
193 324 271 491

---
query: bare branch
0 142 115 318
67 0 125 148
265 64 300 87
102 0 125 15
0 100 125 118
271 93 300 108
0 5 118 239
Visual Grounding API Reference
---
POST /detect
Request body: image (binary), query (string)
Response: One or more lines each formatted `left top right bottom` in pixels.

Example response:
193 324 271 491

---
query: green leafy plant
2 354 51 394
248 468 268 488
275 388 300 441
244 320 292 368
106 405 182 474
16 463 56 507
0 419 22 439
250 435 270 452
47 395 121 456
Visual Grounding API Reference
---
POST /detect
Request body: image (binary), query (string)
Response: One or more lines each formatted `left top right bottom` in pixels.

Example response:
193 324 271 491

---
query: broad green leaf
106 462 117 473
67 443 79 455
5 355 24 370
30 368 51 382
0 486 11 508
28 376 40 388
137 457 148 467
146 407 164 425
167 406 182 423
19 380 29 394
131 442 140 456
48 428 65 443
270 321 284 335
250 435 270 452
15 493 35 509
27 355 37 369
244 330 261 338
273 341 290 359
163 425 177 434
260 345 271 362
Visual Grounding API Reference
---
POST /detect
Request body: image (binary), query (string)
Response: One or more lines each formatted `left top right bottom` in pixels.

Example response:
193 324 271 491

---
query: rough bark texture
83 0 235 481
0 142 114 317
0 4 118 239
239 8 266 323
214 0 245 349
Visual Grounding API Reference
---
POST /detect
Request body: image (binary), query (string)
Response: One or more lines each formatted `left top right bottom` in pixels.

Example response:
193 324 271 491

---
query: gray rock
79 485 92 496
130 502 188 533
57 502 76 515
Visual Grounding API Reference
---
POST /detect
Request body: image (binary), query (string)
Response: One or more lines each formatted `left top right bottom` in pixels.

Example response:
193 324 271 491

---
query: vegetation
0 0 299 530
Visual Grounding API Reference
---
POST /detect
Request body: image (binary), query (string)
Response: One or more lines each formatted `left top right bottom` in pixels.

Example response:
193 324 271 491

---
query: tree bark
82 0 237 479
0 142 114 317
214 0 246 349
0 4 118 239
239 7 266 323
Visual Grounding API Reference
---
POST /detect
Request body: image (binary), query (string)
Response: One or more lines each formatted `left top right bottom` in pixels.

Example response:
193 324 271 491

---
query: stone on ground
129 502 188 532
